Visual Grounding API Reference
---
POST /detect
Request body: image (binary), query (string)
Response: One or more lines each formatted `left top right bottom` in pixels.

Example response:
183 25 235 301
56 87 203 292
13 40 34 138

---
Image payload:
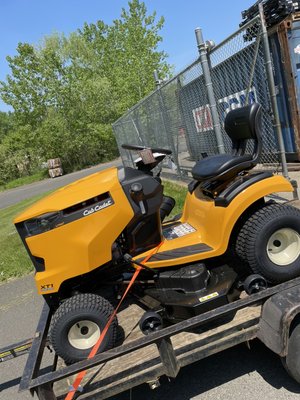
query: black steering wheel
121 143 172 155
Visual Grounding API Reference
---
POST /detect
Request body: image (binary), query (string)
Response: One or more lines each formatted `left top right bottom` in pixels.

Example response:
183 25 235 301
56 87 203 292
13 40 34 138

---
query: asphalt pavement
0 275 46 400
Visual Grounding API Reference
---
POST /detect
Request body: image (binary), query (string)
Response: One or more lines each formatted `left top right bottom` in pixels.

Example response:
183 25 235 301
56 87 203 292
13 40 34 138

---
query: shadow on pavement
0 365 53 393
113 339 300 400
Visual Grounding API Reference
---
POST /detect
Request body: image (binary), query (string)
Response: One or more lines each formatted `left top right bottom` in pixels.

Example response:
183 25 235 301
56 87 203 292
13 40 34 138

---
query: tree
0 111 14 142
80 0 170 113
0 123 40 184
0 0 172 178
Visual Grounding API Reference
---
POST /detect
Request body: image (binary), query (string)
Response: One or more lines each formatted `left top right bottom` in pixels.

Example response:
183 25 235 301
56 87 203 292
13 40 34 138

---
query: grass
0 180 187 283
163 180 187 217
0 192 52 282
0 170 48 192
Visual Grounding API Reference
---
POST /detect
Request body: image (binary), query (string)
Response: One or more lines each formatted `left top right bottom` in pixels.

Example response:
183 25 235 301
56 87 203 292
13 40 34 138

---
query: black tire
281 321 300 384
235 201 272 263
235 220 249 263
139 311 163 335
50 293 117 365
241 203 300 283
243 274 267 295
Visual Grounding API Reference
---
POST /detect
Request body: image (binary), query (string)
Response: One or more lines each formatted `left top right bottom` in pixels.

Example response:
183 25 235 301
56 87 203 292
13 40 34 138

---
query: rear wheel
266 228 300 266
235 201 271 263
50 293 117 364
238 203 300 283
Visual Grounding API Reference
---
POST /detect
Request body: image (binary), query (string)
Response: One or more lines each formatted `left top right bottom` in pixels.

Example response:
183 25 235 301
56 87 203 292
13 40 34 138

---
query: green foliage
80 0 170 111
0 0 172 183
163 180 187 217
0 170 47 192
0 111 14 141
0 124 42 184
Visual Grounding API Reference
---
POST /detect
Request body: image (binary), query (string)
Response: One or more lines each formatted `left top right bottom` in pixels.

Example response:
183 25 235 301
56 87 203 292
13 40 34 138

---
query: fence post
258 4 289 178
195 28 225 154
153 71 183 178
153 70 161 88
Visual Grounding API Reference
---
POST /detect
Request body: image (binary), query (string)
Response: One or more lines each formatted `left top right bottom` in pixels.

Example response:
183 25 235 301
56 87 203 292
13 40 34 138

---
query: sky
0 0 255 112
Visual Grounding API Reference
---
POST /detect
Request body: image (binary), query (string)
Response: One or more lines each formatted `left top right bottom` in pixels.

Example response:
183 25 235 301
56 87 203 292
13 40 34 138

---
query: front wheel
50 293 118 365
239 204 300 283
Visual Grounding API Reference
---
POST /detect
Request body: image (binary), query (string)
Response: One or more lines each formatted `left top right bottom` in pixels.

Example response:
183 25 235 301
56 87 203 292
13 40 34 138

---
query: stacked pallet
47 158 63 178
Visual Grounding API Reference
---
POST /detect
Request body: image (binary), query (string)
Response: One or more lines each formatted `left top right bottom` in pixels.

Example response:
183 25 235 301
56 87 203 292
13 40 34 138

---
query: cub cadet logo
83 199 113 217
41 283 54 292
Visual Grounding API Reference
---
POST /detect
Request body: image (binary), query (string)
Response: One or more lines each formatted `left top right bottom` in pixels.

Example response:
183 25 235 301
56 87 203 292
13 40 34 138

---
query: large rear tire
235 201 271 263
50 293 117 365
239 203 300 283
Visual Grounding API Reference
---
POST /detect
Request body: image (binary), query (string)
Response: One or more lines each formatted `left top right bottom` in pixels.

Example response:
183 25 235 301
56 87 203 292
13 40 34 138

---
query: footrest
148 243 212 262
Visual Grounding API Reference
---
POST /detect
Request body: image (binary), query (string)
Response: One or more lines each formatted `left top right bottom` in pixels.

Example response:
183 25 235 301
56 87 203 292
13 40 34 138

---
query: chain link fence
113 14 282 180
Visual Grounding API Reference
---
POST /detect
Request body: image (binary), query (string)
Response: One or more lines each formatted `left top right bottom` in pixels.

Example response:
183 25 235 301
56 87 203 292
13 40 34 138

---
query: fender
182 174 293 254
134 175 293 269
215 174 294 253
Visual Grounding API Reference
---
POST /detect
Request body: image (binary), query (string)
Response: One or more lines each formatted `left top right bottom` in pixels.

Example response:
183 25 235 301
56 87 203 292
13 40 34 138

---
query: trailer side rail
19 276 300 399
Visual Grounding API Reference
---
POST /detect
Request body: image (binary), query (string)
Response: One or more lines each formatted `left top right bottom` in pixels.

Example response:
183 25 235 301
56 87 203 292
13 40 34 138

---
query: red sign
192 105 213 133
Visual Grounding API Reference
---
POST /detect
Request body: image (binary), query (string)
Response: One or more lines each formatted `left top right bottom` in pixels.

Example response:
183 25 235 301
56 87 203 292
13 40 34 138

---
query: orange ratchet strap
65 241 163 400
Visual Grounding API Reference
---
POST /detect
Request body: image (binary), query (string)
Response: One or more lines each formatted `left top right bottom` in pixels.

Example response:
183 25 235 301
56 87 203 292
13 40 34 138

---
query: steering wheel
121 143 172 155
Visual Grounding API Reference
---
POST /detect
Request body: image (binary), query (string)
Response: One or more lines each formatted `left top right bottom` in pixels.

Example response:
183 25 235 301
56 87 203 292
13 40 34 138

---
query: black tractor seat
192 103 262 182
192 153 253 181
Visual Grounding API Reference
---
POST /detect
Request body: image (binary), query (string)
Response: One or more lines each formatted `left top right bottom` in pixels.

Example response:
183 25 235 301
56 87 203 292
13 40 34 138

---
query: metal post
154 71 183 178
245 34 261 105
157 337 180 378
258 3 289 178
195 28 225 154
36 384 57 400
153 70 161 88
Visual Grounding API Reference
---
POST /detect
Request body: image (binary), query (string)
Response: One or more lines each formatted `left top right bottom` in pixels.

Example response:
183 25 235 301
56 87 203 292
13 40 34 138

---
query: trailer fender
257 285 300 357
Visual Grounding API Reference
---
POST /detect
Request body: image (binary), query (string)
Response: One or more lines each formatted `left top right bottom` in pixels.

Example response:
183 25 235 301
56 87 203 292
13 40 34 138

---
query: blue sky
0 0 254 111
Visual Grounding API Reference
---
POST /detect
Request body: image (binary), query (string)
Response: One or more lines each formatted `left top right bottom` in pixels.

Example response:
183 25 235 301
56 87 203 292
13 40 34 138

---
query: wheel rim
68 320 100 350
267 228 300 266
247 278 267 294
142 317 161 332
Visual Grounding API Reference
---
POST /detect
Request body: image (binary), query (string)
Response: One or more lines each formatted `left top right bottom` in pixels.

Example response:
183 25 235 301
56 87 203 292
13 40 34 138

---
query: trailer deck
16 275 300 400
54 302 260 399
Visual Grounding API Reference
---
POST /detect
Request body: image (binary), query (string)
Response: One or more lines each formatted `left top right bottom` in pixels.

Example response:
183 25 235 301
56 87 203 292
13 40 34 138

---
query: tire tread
241 203 300 282
50 293 117 364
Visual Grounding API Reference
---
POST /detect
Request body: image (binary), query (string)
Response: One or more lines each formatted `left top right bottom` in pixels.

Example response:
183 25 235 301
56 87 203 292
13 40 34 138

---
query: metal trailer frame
8 275 300 400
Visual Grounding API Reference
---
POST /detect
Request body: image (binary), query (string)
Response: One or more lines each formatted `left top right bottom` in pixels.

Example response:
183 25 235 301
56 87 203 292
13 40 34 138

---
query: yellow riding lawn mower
14 103 300 365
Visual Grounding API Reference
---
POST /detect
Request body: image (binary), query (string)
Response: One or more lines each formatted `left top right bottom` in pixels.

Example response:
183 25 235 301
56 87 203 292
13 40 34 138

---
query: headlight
24 212 63 236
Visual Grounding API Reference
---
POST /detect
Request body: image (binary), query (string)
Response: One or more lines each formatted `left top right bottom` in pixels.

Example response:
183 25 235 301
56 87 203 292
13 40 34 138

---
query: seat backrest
224 102 262 161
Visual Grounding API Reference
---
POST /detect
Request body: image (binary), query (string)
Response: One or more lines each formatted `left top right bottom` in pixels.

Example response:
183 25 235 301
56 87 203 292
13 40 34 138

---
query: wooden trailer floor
54 299 261 400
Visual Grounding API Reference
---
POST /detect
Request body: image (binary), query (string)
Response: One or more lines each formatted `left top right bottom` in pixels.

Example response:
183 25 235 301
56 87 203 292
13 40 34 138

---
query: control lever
130 183 146 214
